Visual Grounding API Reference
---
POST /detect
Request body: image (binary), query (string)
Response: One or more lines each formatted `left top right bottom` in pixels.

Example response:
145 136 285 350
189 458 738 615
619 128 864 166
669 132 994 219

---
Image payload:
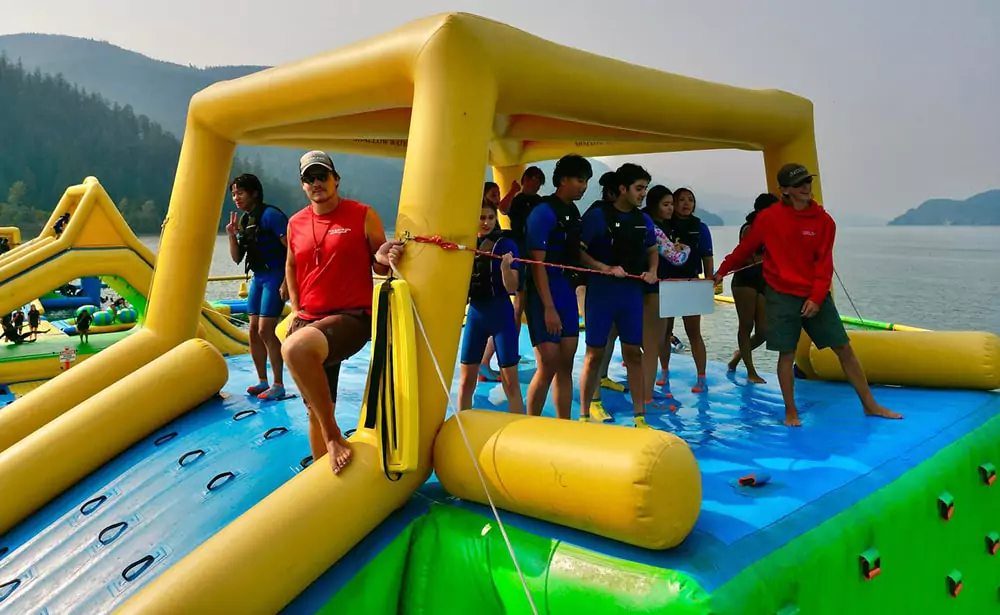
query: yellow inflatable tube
434 410 701 549
810 330 1000 390
0 338 227 535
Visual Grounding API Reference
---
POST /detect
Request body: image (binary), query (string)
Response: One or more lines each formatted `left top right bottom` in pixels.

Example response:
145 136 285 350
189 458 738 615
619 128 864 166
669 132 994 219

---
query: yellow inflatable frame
98 12 819 613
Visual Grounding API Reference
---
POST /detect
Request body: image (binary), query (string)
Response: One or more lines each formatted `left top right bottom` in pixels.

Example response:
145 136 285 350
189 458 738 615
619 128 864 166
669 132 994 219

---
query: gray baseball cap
777 163 816 187
299 150 336 175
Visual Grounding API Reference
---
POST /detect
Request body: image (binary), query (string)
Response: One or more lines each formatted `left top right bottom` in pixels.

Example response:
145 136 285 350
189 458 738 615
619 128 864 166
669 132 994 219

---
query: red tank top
288 199 374 319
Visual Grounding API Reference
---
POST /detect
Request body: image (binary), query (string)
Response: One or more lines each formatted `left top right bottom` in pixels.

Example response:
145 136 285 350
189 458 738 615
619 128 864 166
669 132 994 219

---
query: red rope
407 234 753 283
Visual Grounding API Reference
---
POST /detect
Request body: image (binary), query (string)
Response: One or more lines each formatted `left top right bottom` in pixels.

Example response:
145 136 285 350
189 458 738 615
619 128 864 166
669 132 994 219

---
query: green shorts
765 286 849 353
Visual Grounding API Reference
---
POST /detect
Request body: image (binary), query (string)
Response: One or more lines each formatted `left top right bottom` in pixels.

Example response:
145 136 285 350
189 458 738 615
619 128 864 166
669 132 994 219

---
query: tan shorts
287 310 371 403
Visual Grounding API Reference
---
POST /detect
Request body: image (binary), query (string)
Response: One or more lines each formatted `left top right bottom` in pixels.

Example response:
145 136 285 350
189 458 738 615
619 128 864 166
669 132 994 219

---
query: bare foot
864 405 903 420
747 374 767 384
727 352 739 372
784 410 802 427
326 436 353 474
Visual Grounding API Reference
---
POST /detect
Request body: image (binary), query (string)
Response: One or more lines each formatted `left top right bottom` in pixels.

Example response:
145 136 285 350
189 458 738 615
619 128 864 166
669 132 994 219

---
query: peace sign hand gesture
226 211 239 237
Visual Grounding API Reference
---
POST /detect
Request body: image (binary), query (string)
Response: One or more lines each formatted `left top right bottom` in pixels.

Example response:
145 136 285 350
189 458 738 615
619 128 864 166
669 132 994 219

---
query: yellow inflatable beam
435 410 701 549
0 339 227 535
114 12 821 613
0 178 249 453
810 330 1000 390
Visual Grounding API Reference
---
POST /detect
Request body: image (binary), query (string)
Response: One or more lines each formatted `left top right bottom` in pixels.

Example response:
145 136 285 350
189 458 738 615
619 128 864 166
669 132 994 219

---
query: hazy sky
2 0 998 218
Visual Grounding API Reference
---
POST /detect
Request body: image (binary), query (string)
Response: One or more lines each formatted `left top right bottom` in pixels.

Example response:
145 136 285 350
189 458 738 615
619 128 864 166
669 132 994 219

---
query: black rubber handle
344 428 357 438
207 472 236 491
300 456 313 469
153 432 178 446
233 409 257 421
98 521 129 545
178 449 205 467
80 495 107 515
0 546 8 559
0 579 20 603
121 554 154 582
263 427 288 440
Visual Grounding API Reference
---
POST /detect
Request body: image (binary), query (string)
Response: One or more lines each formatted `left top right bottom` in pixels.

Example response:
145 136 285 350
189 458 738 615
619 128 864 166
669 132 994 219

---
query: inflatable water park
1 13 998 614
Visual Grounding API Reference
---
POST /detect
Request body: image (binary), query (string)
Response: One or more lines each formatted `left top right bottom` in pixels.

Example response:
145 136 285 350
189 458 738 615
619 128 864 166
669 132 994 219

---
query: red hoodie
717 200 835 304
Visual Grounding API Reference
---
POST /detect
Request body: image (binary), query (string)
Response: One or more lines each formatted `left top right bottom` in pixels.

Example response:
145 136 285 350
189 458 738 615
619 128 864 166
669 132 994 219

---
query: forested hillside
0 54 301 235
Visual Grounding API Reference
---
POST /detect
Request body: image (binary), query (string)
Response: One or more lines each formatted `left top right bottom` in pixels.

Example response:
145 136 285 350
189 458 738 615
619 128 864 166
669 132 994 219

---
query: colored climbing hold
859 548 881 580
987 532 999 556
937 492 955 521
979 462 996 486
739 472 772 487
946 570 963 598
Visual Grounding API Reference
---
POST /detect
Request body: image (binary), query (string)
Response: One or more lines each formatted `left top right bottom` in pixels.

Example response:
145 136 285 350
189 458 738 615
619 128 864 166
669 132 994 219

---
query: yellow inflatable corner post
0 339 227 535
434 410 702 549
116 12 824 613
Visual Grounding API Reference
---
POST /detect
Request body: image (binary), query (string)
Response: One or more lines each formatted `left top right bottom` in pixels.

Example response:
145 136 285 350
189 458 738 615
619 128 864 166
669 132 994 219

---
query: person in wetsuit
726 193 779 383
577 164 658 428
28 304 41 340
458 198 524 413
282 151 404 474
227 173 290 400
523 154 592 419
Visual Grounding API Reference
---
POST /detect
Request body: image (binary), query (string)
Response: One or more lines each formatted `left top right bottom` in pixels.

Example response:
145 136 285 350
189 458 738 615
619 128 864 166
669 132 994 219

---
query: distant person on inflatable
75 309 92 344
524 154 591 419
714 163 903 426
1 313 32 345
502 165 546 348
28 304 40 340
53 212 70 237
727 193 780 383
282 151 404 474
227 173 289 401
458 198 524 413
578 164 658 428
0 237 10 255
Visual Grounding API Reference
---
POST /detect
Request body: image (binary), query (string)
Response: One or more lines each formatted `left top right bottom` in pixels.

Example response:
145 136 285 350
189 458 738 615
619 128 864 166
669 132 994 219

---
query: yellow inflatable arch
97 12 822 613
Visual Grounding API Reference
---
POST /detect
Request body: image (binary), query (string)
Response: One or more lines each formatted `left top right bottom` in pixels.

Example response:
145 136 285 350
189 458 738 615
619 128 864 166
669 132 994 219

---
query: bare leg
831 344 903 419
307 407 326 463
730 287 765 383
683 315 707 392
248 315 268 381
458 363 478 410
481 337 497 370
527 342 560 416
282 328 352 473
621 343 647 424
641 295 667 401
593 325 620 402
553 337 579 419
579 345 604 420
257 316 284 386
576 287 586 324
658 318 675 386
499 365 524 414
777 351 800 426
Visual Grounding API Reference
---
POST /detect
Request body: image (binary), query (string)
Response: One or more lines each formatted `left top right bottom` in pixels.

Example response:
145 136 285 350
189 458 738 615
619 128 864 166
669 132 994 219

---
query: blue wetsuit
580 204 656 348
460 236 521 368
241 204 288 318
524 197 581 346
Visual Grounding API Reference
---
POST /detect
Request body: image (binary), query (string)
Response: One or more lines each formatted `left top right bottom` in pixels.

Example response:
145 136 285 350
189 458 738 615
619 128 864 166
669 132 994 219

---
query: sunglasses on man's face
793 177 813 188
301 171 330 184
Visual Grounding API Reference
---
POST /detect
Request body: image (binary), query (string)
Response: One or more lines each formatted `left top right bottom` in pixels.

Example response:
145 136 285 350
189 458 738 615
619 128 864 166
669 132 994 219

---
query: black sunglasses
301 170 330 184
792 177 813 188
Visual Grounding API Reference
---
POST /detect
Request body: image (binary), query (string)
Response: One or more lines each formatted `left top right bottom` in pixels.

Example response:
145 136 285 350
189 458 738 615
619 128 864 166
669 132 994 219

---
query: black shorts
731 265 765 294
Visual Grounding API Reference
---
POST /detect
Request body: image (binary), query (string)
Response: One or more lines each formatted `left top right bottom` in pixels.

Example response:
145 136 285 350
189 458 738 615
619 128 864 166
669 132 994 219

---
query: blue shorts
525 276 579 347
585 279 643 348
247 270 285 318
460 296 519 368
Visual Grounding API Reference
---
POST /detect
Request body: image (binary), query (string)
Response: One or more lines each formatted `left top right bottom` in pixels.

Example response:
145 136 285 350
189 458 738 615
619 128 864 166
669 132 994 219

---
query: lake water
141 226 999 372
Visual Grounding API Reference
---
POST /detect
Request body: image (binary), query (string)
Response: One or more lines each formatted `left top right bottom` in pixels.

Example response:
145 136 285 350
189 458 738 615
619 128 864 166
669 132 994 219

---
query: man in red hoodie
714 163 902 426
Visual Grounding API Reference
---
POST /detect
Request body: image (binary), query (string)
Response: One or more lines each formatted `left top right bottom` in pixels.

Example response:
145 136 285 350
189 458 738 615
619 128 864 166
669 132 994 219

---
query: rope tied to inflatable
406 232 757 281
386 250 540 615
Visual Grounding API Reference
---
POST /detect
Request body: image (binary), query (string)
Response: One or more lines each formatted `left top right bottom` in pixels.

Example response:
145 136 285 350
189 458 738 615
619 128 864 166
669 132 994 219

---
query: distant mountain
0 33 727 225
888 189 1000 226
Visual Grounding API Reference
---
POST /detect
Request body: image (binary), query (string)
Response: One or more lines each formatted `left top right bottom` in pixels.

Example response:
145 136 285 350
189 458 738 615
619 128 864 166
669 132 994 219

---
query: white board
658 279 716 318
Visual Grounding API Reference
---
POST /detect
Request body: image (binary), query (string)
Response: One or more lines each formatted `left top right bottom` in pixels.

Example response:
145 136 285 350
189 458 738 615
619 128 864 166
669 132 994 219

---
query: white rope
389 261 539 615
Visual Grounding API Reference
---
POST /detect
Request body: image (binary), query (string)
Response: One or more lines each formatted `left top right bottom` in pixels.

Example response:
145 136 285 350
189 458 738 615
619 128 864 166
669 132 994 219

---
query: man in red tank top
282 151 404 473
